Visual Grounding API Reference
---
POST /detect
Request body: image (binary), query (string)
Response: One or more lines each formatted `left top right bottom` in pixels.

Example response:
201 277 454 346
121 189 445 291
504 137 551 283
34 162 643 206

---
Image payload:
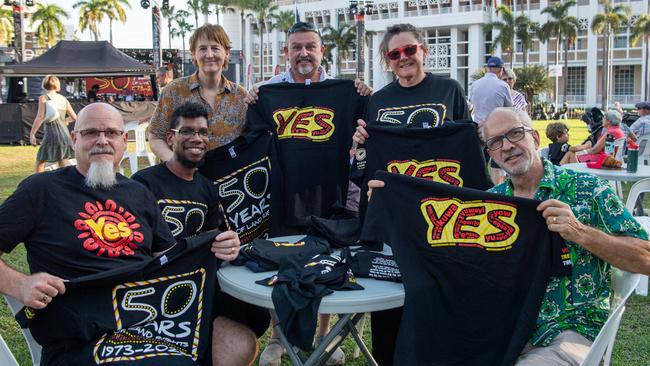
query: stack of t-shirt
235 235 331 272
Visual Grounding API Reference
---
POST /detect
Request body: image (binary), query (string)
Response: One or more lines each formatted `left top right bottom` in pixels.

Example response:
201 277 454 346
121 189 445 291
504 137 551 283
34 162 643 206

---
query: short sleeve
453 82 470 120
148 86 176 140
144 189 176 252
592 179 648 240
0 178 39 253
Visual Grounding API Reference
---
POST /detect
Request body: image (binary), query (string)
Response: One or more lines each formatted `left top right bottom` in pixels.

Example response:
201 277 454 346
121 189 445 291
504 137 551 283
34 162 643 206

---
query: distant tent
0 41 155 77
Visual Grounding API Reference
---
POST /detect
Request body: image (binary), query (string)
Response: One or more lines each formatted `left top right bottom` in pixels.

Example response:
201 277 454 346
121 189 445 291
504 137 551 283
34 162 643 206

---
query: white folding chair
121 121 156 175
580 268 640 366
625 178 650 296
636 134 650 166
0 334 19 366
3 295 41 366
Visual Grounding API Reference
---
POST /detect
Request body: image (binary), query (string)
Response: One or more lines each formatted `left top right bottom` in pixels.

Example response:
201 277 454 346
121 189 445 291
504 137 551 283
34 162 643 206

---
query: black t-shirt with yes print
365 72 470 128
132 163 222 241
0 166 175 279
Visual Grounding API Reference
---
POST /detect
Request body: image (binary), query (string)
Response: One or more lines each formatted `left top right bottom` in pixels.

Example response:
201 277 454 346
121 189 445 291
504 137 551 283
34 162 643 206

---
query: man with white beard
0 103 254 365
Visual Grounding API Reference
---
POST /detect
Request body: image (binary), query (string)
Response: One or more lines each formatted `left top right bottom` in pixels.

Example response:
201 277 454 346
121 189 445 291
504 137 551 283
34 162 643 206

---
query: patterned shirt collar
499 158 556 198
188 72 234 94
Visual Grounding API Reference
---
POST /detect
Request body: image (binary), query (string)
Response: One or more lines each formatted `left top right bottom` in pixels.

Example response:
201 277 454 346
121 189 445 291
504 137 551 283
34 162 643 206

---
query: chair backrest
636 134 650 165
0 334 19 366
580 269 640 366
625 178 650 212
538 147 549 159
3 295 42 366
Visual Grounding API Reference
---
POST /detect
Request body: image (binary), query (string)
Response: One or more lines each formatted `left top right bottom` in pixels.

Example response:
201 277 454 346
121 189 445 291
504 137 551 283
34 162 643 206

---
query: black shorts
213 289 271 338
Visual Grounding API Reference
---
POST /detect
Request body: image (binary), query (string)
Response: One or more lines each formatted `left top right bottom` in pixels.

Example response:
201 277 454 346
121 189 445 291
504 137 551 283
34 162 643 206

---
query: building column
450 27 459 81
585 0 599 106
468 24 483 77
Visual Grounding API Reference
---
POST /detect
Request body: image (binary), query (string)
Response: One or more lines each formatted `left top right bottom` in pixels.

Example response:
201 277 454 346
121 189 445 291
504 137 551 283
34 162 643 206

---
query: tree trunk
194 13 199 28
645 36 650 100
563 37 569 104
604 30 611 110
168 23 172 50
109 19 113 44
601 34 607 108
523 49 527 69
240 11 246 86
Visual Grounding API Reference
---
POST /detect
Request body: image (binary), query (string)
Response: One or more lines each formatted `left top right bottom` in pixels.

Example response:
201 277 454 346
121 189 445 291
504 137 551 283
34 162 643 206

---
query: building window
566 66 585 96
613 65 634 95
613 34 628 49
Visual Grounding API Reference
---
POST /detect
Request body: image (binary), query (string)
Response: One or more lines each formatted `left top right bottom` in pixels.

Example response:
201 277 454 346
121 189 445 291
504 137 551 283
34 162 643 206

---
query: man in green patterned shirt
480 107 650 365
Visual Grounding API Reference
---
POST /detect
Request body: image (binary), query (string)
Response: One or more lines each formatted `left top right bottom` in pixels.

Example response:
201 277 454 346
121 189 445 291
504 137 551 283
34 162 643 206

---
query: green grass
0 128 648 365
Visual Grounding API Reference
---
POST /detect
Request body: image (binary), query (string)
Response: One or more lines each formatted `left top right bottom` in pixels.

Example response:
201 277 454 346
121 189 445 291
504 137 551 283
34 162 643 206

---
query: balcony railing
596 95 643 105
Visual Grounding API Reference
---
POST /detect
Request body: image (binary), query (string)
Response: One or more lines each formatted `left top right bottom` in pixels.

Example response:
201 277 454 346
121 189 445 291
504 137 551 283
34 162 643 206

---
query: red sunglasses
385 44 421 61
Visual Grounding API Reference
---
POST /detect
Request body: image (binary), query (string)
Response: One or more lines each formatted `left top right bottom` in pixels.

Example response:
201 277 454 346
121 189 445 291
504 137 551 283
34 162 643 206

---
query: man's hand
354 79 373 96
353 119 369 145
20 272 66 310
211 230 241 262
244 86 260 105
367 179 385 202
538 199 585 243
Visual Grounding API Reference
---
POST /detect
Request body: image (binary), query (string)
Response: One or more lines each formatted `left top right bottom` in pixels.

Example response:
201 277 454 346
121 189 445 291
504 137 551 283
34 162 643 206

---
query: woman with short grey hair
501 68 527 112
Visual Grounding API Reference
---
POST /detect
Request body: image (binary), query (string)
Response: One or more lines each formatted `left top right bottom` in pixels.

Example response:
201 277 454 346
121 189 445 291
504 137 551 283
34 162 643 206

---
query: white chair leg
129 154 138 174
636 275 648 296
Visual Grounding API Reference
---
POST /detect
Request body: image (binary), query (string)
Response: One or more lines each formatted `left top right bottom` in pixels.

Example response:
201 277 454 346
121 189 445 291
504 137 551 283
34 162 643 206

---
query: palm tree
101 0 131 44
272 9 295 41
539 0 579 104
172 10 194 66
0 8 13 47
515 16 539 68
73 0 106 41
187 0 211 28
209 0 231 24
484 5 517 68
591 0 630 109
161 4 176 50
631 14 650 100
322 23 356 76
30 3 69 48
515 65 553 105
248 0 278 81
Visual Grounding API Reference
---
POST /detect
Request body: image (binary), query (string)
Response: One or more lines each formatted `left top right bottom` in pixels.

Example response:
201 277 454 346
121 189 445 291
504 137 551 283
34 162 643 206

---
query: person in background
575 110 630 162
29 75 77 173
156 66 173 89
630 101 650 137
613 101 624 114
148 24 249 162
545 122 577 165
501 67 527 112
87 84 100 102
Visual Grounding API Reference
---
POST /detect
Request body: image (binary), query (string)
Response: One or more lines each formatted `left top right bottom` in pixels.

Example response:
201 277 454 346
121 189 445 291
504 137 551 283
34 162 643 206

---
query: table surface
563 163 650 181
217 236 405 314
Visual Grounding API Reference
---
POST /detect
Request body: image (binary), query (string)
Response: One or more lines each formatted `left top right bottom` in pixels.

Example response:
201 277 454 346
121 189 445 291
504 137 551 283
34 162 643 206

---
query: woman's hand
29 133 37 146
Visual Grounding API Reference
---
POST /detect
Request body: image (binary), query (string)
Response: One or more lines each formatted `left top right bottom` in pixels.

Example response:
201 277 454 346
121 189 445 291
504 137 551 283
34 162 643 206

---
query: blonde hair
189 24 231 68
42 75 60 91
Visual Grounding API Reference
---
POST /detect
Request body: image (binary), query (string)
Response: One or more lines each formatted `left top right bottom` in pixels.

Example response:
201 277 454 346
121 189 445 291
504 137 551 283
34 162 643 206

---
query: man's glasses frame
484 126 534 151
171 127 210 138
288 22 321 37
385 44 422 61
75 128 125 139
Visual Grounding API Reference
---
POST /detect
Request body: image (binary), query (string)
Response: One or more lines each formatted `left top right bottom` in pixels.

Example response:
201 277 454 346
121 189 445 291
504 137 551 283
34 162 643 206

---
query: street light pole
349 0 373 81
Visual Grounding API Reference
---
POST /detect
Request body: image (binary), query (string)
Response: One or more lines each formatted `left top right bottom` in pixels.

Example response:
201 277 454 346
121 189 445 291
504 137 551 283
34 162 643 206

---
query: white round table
217 236 404 366
563 163 650 182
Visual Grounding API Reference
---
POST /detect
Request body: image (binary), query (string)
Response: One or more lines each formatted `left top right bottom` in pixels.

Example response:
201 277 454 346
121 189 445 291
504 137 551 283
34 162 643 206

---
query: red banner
86 77 153 96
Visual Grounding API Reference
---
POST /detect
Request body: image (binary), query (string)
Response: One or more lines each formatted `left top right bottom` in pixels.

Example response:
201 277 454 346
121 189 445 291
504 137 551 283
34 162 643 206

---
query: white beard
296 63 315 75
85 161 117 189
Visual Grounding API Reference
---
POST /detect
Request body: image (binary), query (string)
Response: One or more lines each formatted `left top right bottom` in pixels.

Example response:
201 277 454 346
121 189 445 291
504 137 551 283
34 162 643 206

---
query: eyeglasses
484 126 534 151
75 128 125 139
385 44 421 61
171 127 210 138
502 77 514 81
288 22 320 36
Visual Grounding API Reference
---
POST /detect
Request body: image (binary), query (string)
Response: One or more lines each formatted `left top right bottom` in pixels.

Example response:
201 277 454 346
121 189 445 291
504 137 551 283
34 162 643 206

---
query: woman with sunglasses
501 68 527 112
353 23 469 145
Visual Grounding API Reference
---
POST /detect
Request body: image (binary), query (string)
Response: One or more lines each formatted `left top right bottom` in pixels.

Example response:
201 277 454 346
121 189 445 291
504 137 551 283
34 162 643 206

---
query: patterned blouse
489 158 647 346
511 90 527 111
149 72 248 150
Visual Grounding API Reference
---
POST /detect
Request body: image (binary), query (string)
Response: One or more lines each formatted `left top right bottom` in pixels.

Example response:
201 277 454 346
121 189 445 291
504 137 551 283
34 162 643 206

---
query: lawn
0 122 648 365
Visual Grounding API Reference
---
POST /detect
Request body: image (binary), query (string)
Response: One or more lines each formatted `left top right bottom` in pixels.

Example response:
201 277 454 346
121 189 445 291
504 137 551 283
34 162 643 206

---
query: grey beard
85 161 117 190
296 63 315 75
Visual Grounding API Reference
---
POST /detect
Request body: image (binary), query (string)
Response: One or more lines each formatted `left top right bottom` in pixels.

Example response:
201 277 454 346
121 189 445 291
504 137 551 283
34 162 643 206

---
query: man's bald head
75 103 124 131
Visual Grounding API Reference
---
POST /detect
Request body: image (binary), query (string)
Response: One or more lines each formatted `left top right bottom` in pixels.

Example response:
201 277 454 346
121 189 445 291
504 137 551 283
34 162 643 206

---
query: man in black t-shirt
0 103 249 365
133 103 270 363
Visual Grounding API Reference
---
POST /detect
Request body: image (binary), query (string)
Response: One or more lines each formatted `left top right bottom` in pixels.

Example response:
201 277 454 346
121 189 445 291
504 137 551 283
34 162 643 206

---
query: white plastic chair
121 121 156 174
3 295 41 366
0 334 19 366
613 138 626 162
636 134 650 166
538 147 549 159
580 268 640 366
624 178 650 296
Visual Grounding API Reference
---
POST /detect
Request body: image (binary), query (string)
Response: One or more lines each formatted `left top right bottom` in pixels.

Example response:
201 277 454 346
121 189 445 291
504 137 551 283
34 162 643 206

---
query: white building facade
223 0 649 108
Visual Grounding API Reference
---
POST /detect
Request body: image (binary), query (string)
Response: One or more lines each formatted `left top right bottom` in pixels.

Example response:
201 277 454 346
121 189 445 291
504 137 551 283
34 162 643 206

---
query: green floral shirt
489 159 648 346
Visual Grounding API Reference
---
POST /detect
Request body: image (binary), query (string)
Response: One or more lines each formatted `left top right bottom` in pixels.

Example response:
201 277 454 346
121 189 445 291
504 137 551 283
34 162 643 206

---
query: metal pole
355 14 363 80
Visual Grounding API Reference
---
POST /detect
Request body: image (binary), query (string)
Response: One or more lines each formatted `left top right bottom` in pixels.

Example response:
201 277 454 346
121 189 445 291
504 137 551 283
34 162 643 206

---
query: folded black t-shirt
235 235 331 272
361 171 572 366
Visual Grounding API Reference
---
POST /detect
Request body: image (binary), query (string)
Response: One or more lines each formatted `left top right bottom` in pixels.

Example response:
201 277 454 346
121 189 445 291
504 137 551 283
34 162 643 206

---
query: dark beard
177 152 205 169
